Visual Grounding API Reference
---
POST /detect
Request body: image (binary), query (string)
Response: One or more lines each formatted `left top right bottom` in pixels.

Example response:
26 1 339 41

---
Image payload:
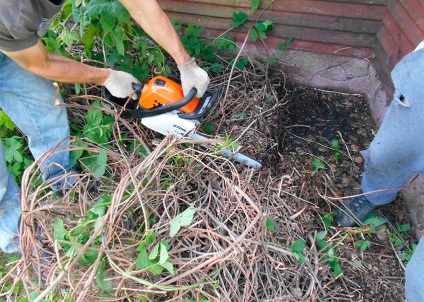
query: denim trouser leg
405 236 424 301
0 52 73 253
0 140 21 253
360 47 424 206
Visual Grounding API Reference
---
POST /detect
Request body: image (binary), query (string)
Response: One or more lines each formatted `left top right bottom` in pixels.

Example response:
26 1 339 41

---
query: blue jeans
358 45 424 299
360 46 424 206
0 52 73 253
406 236 424 301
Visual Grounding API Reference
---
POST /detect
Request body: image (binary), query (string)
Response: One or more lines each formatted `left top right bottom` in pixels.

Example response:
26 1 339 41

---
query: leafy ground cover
0 57 417 301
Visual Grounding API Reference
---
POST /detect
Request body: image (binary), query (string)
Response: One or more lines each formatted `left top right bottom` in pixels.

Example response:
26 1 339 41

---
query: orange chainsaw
103 75 262 168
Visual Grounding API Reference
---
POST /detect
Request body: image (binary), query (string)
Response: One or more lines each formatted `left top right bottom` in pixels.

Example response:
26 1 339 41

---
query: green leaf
136 246 150 270
231 11 249 28
278 37 295 51
251 0 260 12
396 223 411 232
0 111 15 131
86 0 131 23
93 148 108 178
3 137 24 163
250 29 258 42
149 242 160 260
202 122 215 135
362 213 387 227
169 206 195 237
291 238 306 253
159 241 169 264
265 217 275 232
354 240 371 253
59 30 79 47
85 109 103 127
161 259 176 275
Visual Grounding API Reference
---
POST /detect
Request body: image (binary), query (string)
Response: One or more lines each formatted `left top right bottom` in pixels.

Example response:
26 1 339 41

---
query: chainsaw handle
132 88 197 118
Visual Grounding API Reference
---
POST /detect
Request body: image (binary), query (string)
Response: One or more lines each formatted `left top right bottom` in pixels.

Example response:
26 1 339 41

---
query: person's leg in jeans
360 46 424 206
0 52 75 252
405 236 424 301
336 46 424 227
0 140 21 253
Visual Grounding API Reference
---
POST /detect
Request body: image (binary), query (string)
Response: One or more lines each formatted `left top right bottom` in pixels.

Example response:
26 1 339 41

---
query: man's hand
103 69 140 99
177 58 210 98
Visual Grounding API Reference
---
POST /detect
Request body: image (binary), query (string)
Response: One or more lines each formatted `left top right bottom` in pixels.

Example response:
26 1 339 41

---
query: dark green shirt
0 0 64 52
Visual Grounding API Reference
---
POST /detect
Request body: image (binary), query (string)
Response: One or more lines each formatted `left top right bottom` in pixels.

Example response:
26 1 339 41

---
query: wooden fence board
388 0 424 45
160 1 381 34
399 0 424 33
159 0 386 20
382 11 414 55
167 11 376 48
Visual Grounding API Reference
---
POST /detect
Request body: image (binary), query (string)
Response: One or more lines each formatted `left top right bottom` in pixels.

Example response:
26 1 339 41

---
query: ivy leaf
231 11 249 28
169 207 195 237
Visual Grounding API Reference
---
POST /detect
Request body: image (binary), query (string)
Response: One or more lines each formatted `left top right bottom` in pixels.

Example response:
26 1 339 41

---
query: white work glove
177 58 210 98
103 69 140 99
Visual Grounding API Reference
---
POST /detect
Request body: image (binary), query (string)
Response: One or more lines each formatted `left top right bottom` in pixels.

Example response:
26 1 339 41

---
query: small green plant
316 231 342 278
136 233 176 275
354 240 371 253
311 158 325 176
290 238 306 263
264 216 275 232
331 139 342 162
54 195 112 266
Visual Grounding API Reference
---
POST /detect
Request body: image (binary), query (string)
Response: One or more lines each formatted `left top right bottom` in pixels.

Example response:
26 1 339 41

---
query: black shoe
335 195 377 227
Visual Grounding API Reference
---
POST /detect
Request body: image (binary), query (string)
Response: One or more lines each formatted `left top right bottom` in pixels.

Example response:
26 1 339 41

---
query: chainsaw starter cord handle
177 58 210 98
103 69 140 100
133 88 197 118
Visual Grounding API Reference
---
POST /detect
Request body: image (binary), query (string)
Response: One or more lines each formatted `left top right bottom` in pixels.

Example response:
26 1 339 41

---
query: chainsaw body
102 75 262 168
103 75 220 120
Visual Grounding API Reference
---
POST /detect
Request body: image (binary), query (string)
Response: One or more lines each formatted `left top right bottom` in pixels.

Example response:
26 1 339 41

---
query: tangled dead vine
1 57 408 301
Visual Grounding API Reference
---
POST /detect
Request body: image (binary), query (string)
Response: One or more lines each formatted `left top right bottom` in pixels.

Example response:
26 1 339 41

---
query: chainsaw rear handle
102 85 198 118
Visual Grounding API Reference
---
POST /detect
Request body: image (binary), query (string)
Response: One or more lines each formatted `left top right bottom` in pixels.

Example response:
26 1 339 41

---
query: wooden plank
372 42 395 100
399 0 424 33
377 26 403 67
388 0 424 45
251 11 382 34
166 11 377 47
160 1 381 34
382 11 414 55
158 0 387 20
204 27 374 57
329 0 388 4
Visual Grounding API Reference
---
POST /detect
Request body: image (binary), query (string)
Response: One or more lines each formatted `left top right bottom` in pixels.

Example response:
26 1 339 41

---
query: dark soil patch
250 82 414 301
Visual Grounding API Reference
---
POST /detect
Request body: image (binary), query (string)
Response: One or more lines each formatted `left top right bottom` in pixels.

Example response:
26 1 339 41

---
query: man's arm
118 0 210 97
1 40 109 84
118 0 190 66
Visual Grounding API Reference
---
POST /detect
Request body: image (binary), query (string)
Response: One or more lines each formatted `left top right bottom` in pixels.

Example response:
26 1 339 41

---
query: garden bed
4 59 416 301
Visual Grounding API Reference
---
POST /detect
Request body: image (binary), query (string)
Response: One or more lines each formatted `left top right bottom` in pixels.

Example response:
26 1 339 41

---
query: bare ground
1 59 416 301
